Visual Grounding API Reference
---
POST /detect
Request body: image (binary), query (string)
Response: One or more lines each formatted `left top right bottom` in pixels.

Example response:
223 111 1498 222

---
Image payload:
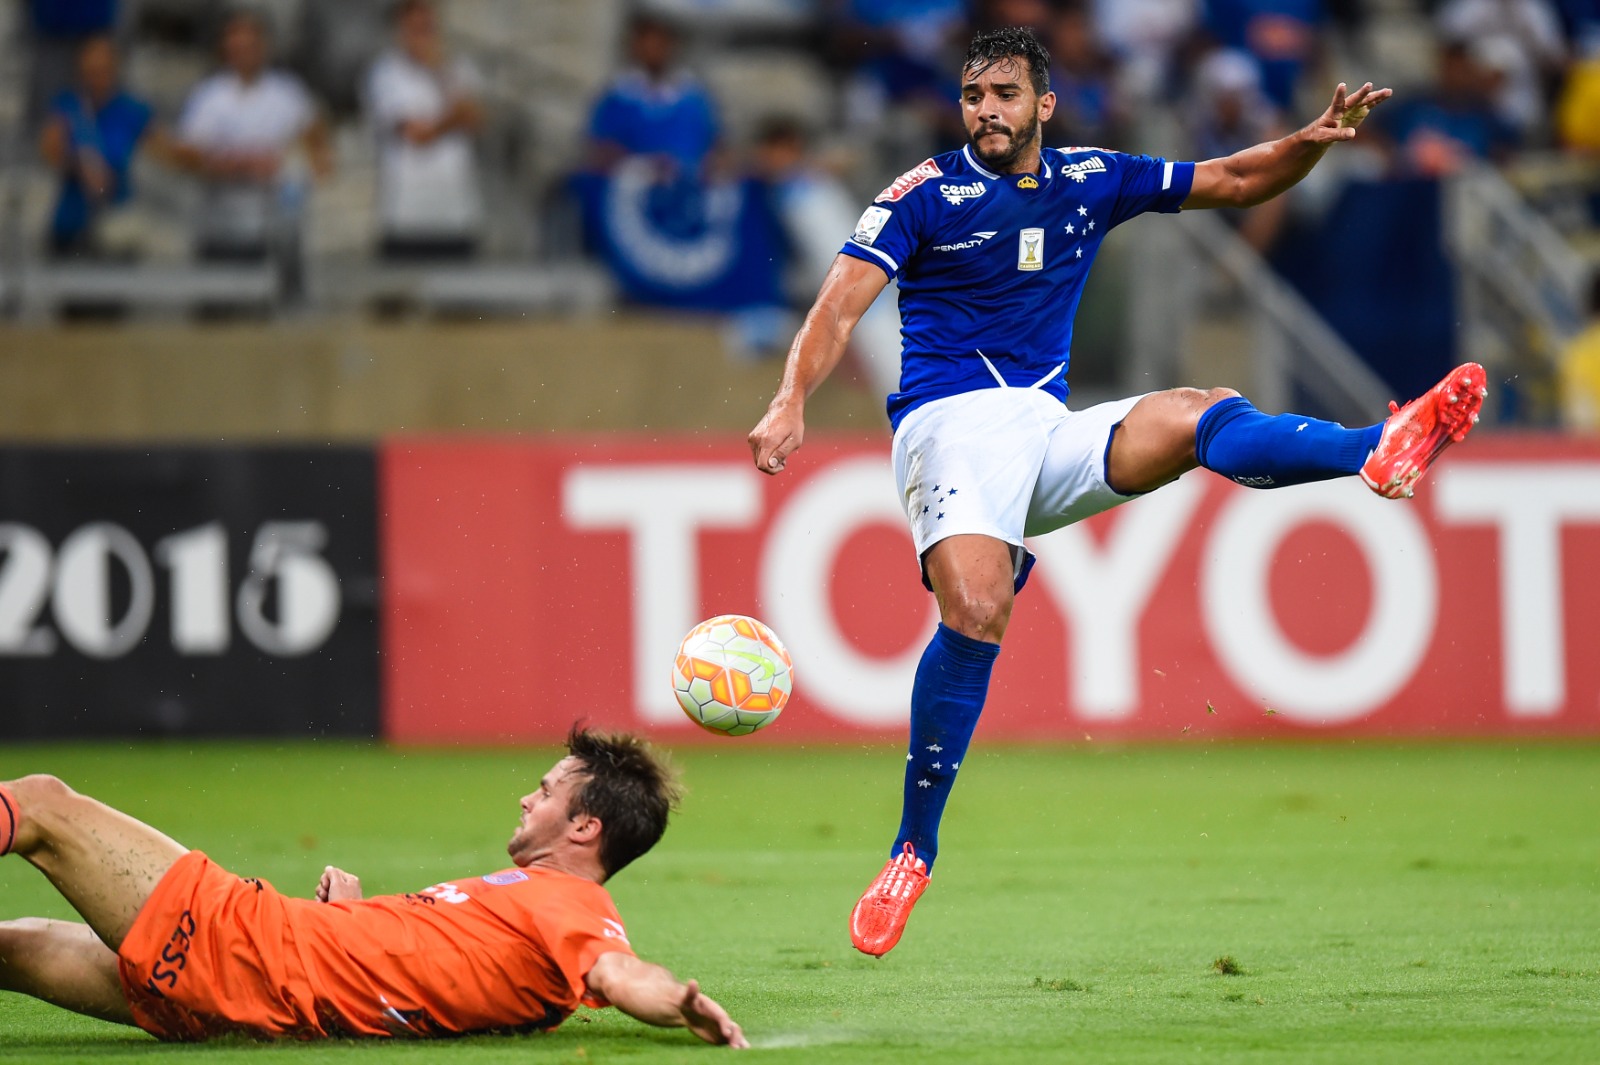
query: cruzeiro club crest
1018 227 1044 271
1017 175 1039 189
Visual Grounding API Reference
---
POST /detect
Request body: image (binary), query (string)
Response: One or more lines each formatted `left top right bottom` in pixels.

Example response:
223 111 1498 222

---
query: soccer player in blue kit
748 27 1486 957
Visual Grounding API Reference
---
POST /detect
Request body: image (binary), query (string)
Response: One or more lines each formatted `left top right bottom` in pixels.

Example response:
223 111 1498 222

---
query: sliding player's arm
748 253 888 476
584 951 748 1048
1184 81 1392 210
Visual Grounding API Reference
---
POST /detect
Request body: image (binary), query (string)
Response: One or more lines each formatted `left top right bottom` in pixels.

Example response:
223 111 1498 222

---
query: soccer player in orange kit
0 727 747 1047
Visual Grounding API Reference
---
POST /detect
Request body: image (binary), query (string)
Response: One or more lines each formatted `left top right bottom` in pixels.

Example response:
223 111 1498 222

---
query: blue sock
1195 397 1384 489
893 623 1000 872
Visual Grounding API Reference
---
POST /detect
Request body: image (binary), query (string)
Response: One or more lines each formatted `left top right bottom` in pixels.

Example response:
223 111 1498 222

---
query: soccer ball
671 615 794 736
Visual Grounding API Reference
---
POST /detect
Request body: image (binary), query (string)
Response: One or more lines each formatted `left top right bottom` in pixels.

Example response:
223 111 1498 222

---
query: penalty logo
933 230 997 252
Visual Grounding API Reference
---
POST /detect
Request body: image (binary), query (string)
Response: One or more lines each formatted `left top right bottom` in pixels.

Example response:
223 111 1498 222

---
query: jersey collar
962 144 1000 180
962 143 1052 181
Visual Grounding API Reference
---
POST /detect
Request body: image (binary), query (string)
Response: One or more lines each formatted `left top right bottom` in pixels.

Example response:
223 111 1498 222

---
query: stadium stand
0 0 1595 425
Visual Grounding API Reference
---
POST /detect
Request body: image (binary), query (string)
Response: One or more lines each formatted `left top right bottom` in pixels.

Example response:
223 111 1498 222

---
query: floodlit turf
1 741 1597 1063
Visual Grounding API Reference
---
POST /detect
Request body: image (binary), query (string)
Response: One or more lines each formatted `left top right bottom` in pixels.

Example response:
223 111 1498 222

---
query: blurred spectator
586 13 719 176
1198 0 1323 111
825 0 967 147
1560 273 1600 429
1371 41 1521 177
37 35 164 257
1091 0 1198 102
1555 0 1600 151
1435 0 1568 135
1187 48 1291 252
24 0 120 133
750 117 902 387
1556 46 1600 149
170 9 331 261
1043 1 1129 148
1187 49 1280 157
572 17 785 337
366 0 485 261
1557 0 1600 53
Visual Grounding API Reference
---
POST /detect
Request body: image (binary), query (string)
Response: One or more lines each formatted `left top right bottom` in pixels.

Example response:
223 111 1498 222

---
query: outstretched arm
748 253 888 476
585 951 748 1048
1183 82 1392 210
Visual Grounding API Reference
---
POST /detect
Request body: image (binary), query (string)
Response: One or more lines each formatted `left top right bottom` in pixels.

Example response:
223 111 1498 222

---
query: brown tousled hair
564 725 682 879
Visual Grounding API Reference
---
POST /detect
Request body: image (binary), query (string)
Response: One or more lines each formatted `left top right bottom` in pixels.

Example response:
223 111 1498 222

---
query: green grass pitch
1 741 1597 1063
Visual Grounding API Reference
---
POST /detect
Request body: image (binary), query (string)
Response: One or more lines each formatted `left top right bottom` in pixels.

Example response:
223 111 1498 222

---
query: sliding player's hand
678 979 748 1048
316 866 362 902
749 399 805 476
1311 82 1392 142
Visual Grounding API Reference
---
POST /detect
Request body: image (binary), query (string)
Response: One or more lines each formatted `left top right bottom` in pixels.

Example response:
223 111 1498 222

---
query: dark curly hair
564 725 682 879
963 26 1052 99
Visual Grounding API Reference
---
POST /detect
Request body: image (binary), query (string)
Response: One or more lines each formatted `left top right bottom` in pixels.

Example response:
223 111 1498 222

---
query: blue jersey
839 143 1195 430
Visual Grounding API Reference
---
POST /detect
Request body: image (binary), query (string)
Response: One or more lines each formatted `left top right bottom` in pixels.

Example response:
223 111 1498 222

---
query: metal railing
1128 209 1394 425
1445 162 1591 383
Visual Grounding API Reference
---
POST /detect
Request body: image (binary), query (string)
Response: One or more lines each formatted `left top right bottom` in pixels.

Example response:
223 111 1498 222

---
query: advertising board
382 437 1600 742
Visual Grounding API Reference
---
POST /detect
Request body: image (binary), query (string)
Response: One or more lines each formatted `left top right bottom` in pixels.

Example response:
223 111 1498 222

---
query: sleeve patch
874 158 943 203
852 205 893 246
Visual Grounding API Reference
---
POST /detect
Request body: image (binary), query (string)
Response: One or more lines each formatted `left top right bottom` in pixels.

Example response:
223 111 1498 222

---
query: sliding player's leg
849 534 1011 957
0 776 187 951
0 917 136 1025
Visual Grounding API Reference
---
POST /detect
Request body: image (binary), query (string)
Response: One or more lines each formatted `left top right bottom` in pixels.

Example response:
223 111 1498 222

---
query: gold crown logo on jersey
1017 175 1039 189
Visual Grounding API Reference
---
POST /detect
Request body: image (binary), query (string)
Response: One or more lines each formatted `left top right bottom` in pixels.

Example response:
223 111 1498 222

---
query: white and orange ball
671 615 793 736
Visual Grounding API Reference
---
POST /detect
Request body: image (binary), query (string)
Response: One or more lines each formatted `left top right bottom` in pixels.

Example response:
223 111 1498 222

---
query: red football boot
849 843 929 957
1360 362 1487 499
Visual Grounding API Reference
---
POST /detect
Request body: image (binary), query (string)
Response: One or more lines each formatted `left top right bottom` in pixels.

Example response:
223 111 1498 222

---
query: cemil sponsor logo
1061 155 1108 183
932 230 998 252
939 181 986 205
874 159 943 203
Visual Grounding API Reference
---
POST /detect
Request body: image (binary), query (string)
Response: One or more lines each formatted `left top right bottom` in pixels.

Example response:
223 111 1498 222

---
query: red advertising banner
381 436 1600 743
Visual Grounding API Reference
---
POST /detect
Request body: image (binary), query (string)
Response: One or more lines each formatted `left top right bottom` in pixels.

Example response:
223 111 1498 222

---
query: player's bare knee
11 774 74 810
5 775 76 849
0 919 52 972
942 592 1013 643
1172 386 1239 420
1163 387 1242 440
0 917 52 943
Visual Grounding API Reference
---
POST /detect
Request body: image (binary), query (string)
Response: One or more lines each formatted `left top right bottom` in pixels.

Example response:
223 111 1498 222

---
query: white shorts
891 388 1147 590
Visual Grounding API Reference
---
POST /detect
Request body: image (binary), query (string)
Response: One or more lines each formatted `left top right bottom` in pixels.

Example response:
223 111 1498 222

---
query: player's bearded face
970 109 1041 169
961 57 1045 171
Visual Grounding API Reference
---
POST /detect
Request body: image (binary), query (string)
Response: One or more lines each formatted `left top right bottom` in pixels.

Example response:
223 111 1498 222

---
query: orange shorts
118 850 329 1041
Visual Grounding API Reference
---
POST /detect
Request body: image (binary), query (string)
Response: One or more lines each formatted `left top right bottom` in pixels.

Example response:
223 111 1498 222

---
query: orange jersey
118 850 635 1040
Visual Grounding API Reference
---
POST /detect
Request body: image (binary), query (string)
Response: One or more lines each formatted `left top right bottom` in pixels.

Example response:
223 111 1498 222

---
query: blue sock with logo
1195 397 1383 489
893 623 1000 872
